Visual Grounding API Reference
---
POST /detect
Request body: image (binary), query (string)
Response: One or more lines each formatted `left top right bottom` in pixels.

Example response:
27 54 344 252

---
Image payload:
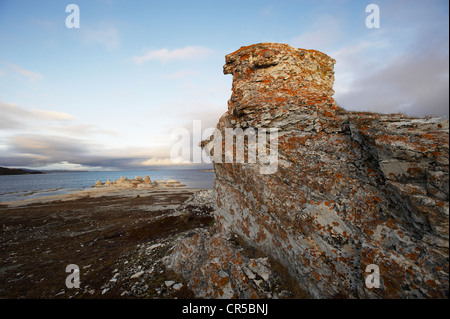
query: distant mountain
40 170 88 173
0 167 44 175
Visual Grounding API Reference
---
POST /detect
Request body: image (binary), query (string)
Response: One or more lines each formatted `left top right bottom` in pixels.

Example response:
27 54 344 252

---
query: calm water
0 168 215 202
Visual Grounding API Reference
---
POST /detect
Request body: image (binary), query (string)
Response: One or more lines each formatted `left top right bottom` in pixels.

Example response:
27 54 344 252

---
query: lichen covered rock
169 43 449 298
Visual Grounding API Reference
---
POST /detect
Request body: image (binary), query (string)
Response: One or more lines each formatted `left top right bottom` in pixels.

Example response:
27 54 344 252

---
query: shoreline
0 169 215 204
0 179 196 207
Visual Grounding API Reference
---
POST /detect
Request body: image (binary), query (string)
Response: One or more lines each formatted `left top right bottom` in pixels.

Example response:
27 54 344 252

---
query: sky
0 0 448 171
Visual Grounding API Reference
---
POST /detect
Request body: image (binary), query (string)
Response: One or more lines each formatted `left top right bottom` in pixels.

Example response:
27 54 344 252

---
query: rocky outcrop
92 176 184 189
166 43 449 298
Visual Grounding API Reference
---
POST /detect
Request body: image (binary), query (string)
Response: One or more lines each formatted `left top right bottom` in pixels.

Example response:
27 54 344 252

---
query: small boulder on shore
94 180 103 187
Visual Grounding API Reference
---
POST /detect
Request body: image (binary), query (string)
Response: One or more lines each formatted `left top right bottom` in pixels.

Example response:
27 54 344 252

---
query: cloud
331 40 388 96
8 63 43 81
141 157 191 166
0 100 125 167
0 100 127 168
307 0 450 117
1 134 111 168
82 26 119 49
0 134 92 167
335 50 449 116
52 124 118 137
0 116 22 131
9 135 88 158
0 100 178 169
290 14 342 52
0 100 77 130
180 109 224 132
31 109 78 121
0 112 218 168
133 46 212 64
332 24 449 117
0 131 180 169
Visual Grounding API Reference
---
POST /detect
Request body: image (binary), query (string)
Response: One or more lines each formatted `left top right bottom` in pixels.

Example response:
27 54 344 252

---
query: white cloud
331 17 449 117
31 109 78 121
288 1 449 118
0 100 77 130
331 40 384 96
82 26 119 49
133 46 212 64
334 49 449 116
290 14 342 52
141 157 191 166
8 63 43 81
52 124 118 137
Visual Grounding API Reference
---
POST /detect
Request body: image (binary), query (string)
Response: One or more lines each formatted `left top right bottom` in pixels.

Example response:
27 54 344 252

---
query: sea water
0 167 214 202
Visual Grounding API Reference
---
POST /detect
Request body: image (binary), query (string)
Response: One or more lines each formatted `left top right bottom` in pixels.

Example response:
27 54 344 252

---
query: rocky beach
0 177 307 299
0 179 215 299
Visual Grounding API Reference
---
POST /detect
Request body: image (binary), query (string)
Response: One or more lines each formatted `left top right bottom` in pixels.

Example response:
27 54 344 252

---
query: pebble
173 283 183 291
130 271 144 279
148 243 163 250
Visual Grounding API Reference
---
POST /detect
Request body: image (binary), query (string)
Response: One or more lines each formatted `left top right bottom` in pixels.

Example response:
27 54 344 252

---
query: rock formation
165 43 449 298
92 176 184 189
94 180 103 187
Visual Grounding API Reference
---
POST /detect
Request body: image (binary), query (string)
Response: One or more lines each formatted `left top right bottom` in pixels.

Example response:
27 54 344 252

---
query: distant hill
0 167 44 175
41 170 88 173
